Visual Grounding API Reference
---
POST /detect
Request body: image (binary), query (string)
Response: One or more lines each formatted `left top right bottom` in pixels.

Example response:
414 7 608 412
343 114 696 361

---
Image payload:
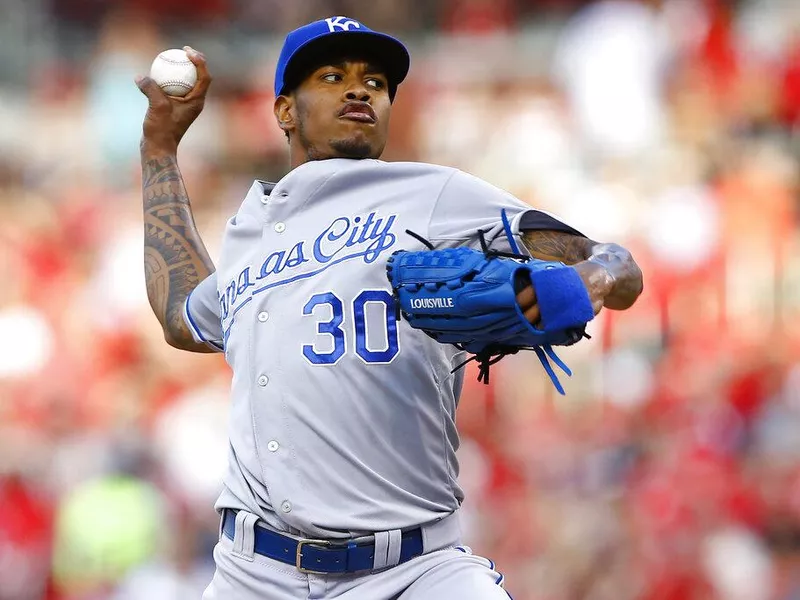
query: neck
289 144 314 169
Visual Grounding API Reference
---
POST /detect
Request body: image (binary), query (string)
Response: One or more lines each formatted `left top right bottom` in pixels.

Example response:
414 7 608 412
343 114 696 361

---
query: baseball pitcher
135 16 643 600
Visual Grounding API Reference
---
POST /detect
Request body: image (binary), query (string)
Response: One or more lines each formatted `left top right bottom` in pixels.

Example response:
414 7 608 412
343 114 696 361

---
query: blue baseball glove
385 232 595 394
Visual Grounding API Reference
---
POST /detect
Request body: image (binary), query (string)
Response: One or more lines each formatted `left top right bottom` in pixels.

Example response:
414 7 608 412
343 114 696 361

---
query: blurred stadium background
0 0 799 598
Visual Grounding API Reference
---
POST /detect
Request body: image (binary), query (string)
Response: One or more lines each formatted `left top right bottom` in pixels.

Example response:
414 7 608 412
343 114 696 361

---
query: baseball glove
386 217 595 394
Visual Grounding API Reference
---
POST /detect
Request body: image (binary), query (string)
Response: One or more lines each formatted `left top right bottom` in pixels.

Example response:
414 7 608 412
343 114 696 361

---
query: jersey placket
252 184 297 523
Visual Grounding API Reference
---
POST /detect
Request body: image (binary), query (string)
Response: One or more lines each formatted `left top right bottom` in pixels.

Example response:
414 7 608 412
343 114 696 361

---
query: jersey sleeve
182 272 224 352
427 169 585 253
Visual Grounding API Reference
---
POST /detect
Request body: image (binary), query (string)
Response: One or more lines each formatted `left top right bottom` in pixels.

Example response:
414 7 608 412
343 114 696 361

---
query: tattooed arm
136 47 216 351
517 230 643 323
142 154 215 351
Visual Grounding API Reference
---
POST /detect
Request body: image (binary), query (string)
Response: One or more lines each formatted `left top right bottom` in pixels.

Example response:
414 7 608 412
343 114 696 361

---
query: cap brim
279 31 410 100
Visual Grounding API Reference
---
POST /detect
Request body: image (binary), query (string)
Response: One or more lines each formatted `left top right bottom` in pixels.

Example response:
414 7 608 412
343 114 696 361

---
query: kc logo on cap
325 17 362 32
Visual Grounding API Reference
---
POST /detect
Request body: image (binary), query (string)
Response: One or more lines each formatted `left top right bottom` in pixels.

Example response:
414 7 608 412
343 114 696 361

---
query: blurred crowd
0 0 799 598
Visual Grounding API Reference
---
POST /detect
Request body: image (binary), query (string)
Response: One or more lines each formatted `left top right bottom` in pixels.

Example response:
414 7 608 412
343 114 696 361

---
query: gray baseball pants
201 510 512 599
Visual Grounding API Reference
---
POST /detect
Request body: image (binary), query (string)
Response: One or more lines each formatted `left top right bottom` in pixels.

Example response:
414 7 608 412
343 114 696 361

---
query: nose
344 83 371 103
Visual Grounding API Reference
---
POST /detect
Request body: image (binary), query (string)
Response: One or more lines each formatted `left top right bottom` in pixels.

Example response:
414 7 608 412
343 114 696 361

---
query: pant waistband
221 508 461 574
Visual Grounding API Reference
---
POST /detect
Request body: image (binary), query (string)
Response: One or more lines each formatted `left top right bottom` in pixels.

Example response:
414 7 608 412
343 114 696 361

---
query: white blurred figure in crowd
85 7 161 184
152 381 230 514
552 0 673 158
702 524 773 600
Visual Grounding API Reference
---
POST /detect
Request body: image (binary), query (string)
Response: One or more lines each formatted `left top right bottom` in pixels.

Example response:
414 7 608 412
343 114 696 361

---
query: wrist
140 138 178 159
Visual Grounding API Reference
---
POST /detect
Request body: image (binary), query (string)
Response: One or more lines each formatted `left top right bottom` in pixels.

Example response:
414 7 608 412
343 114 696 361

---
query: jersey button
274 222 286 233
257 375 269 386
267 440 279 452
257 311 269 322
260 196 269 205
281 501 292 513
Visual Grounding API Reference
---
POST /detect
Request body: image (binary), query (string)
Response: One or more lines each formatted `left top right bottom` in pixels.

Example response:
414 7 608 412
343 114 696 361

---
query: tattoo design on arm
521 230 594 265
142 155 215 350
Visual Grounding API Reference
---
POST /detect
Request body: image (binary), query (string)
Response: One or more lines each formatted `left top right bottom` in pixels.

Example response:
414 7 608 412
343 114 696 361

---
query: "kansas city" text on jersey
219 211 398 320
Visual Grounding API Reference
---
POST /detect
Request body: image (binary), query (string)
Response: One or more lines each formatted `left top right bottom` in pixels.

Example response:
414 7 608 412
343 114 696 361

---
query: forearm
142 147 215 350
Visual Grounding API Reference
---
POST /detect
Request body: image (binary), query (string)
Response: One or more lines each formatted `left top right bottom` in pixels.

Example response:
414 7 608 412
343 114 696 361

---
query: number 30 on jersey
302 290 399 365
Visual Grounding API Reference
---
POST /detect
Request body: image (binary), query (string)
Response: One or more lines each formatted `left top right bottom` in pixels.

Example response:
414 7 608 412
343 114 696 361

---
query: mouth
339 102 376 124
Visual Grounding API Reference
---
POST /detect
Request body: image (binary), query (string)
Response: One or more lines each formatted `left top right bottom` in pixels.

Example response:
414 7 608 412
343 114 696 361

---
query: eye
366 78 386 90
321 73 343 83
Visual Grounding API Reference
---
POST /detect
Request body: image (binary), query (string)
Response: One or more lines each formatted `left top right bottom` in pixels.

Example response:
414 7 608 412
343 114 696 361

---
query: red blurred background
0 0 798 598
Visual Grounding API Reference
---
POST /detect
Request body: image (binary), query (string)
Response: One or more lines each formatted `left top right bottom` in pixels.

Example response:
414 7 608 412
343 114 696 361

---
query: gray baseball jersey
184 158 569 539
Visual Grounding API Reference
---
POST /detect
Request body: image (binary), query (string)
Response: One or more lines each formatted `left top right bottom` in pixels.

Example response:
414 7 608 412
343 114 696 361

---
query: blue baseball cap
274 17 410 102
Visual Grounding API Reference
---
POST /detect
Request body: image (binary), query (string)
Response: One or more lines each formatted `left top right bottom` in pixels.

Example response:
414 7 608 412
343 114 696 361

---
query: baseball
149 48 197 97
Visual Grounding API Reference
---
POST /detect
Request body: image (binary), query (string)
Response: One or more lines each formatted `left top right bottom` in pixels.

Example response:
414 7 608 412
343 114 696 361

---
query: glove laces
450 343 575 395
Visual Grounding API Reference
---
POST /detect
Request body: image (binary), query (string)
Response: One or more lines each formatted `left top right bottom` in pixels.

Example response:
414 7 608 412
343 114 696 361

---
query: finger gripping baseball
387 248 594 393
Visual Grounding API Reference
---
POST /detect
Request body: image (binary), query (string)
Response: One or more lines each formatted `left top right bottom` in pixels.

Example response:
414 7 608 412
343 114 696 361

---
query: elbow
160 306 197 350
163 328 193 351
630 260 645 302
163 329 183 349
605 263 644 311
163 324 216 353
605 285 643 311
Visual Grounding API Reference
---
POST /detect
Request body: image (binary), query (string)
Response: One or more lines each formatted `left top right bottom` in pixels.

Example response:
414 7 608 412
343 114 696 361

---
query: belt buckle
296 539 333 574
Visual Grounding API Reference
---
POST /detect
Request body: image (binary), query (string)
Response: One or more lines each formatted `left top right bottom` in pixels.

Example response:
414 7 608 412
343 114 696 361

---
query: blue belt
221 509 424 574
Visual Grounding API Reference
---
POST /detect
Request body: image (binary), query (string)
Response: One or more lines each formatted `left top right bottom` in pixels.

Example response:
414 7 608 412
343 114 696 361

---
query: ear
274 95 295 136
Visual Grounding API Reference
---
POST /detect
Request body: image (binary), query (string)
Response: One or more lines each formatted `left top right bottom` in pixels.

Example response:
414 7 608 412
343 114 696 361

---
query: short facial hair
296 97 373 160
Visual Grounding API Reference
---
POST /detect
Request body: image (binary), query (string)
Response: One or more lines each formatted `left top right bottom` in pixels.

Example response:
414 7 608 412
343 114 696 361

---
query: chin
330 137 381 159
